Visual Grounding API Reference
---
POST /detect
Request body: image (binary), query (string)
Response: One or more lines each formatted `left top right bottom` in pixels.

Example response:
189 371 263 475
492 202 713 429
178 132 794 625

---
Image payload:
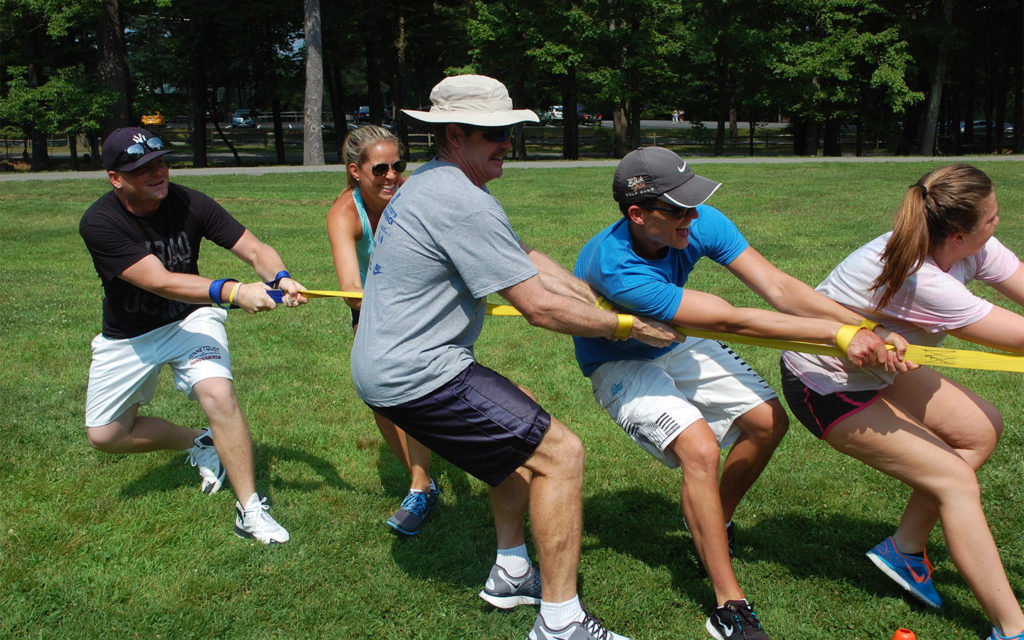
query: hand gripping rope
265 289 1024 374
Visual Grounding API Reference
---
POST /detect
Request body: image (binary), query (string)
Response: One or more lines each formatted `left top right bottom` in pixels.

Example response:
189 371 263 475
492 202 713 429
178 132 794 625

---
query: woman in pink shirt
782 164 1024 640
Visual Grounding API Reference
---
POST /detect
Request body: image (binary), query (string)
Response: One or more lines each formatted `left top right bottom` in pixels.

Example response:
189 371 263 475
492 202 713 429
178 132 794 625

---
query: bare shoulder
326 188 362 238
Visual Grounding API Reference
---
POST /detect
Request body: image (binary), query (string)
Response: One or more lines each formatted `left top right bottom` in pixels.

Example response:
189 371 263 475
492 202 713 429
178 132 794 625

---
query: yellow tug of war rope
294 290 1024 373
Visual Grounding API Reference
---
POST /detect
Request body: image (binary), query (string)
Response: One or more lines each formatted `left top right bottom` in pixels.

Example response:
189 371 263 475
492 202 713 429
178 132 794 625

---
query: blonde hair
342 125 402 190
871 163 993 310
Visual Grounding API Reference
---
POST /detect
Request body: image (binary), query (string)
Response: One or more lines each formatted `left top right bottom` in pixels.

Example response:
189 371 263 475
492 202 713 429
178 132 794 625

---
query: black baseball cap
612 146 721 207
102 127 171 172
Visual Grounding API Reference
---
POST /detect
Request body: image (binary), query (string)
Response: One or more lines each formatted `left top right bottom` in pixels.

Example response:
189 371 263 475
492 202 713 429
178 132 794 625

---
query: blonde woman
327 125 438 536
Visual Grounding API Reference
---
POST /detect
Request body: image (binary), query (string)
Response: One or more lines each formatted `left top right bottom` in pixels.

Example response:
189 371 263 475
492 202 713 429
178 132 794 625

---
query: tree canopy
2 0 1021 167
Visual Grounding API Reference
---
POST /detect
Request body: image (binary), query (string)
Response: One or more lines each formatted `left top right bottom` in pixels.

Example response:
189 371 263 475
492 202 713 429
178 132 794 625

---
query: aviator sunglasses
117 137 165 165
369 160 407 176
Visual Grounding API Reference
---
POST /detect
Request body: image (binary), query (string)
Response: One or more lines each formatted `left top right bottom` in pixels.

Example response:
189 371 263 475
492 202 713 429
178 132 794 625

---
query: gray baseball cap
612 146 721 207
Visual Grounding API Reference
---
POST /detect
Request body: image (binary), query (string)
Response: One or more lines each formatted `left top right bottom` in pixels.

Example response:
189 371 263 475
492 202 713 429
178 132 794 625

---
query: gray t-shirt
351 159 538 406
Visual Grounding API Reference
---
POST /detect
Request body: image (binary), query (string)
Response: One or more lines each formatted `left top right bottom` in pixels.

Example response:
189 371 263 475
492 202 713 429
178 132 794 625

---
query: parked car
540 105 564 124
540 104 601 125
231 109 259 128
140 111 165 126
578 105 602 125
959 120 1014 135
356 106 371 123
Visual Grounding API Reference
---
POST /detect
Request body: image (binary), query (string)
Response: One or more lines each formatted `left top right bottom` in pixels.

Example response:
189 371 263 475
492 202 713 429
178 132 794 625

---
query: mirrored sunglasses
118 137 164 164
370 160 407 176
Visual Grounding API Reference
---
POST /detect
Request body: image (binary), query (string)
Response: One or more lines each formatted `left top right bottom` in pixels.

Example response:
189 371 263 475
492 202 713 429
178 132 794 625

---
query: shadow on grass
118 442 352 498
583 487 983 626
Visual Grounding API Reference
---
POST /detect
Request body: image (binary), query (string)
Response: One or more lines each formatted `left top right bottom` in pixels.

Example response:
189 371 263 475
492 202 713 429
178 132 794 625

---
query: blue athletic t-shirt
573 204 749 376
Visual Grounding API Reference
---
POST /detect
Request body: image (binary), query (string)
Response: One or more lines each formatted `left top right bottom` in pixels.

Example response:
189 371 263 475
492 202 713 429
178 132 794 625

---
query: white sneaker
234 493 289 544
185 427 225 494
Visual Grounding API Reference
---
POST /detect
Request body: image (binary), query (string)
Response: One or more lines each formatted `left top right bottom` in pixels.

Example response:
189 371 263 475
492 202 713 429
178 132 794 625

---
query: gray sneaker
478 563 542 609
185 427 224 494
527 609 631 640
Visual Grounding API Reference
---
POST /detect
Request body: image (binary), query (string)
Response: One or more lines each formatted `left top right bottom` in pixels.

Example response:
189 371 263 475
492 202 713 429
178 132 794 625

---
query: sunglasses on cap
117 136 165 166
369 160 407 176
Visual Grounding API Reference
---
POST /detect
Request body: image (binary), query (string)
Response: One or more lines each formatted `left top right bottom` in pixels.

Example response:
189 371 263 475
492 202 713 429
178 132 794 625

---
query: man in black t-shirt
79 127 306 544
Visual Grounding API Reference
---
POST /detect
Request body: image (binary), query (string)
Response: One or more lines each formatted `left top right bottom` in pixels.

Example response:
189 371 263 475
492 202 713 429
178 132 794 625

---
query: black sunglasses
370 160 407 176
464 126 512 143
118 137 164 165
643 202 693 219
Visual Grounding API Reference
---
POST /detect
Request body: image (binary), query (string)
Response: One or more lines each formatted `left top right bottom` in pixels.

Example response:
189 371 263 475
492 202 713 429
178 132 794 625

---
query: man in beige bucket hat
351 74 678 640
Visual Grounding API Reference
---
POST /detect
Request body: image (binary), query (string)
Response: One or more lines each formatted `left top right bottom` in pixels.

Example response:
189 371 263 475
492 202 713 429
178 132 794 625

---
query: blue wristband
208 278 238 309
269 270 291 288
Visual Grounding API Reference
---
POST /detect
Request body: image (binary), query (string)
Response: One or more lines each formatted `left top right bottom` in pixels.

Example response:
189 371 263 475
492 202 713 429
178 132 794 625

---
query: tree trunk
188 17 208 168
613 105 629 158
325 63 347 160
393 6 410 161
823 119 842 156
919 0 954 155
363 0 385 125
303 0 325 166
272 98 286 164
562 67 579 160
97 0 131 133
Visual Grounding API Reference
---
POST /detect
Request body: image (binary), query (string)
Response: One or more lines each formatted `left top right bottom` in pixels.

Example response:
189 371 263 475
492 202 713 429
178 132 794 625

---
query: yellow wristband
613 314 634 339
835 324 861 354
228 282 242 306
859 317 879 331
595 296 614 311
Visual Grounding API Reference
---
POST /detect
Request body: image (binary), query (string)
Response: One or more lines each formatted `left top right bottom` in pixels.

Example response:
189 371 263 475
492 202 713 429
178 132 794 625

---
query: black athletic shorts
369 363 551 486
780 358 883 439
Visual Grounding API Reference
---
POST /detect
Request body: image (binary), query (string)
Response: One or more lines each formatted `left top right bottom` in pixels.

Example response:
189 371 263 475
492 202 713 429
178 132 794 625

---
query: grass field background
3 160 1024 639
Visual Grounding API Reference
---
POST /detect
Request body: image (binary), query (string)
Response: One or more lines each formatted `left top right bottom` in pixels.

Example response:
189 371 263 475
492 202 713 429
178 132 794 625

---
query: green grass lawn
3 160 1024 639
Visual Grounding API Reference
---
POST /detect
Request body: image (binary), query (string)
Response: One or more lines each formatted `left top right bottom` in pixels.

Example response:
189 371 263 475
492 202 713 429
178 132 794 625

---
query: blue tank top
353 187 374 285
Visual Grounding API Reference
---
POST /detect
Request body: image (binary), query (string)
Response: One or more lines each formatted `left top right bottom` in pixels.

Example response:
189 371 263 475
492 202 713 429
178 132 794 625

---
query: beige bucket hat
402 74 539 127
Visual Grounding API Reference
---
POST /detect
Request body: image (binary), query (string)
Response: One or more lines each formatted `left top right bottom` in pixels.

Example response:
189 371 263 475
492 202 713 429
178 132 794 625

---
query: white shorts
588 337 777 468
85 307 233 427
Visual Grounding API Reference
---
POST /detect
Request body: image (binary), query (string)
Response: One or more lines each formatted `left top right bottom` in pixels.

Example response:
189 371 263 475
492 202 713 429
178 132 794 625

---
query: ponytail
870 164 993 311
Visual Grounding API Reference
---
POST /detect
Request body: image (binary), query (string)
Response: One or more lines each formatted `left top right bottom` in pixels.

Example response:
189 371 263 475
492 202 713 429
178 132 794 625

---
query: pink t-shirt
783 232 1020 394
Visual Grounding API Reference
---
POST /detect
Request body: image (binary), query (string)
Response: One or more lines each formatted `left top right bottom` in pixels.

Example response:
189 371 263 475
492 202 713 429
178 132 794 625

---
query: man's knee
531 419 585 476
671 425 721 479
737 400 789 445
193 377 242 416
86 423 124 452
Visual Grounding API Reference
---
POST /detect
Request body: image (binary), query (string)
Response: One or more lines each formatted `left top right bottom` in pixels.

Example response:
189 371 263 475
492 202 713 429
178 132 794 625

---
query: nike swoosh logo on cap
677 160 687 173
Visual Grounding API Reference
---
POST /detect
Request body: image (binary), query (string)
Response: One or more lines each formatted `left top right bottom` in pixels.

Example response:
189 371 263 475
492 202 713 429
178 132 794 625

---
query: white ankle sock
540 595 583 630
495 544 531 576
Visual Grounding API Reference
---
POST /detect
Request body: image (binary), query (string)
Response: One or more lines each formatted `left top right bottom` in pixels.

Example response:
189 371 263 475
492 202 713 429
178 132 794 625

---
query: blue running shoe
865 536 942 608
988 625 1024 639
387 478 440 536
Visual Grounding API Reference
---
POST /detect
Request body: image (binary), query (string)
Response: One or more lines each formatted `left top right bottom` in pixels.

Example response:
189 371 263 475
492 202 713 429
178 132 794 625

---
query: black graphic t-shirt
79 183 246 339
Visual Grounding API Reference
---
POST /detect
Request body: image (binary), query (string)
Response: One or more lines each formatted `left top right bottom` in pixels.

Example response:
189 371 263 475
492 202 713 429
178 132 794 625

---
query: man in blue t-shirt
574 147 904 640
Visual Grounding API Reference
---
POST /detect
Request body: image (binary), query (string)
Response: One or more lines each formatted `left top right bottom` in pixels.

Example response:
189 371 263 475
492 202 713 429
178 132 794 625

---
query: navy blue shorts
780 358 883 439
350 307 360 327
369 363 551 486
